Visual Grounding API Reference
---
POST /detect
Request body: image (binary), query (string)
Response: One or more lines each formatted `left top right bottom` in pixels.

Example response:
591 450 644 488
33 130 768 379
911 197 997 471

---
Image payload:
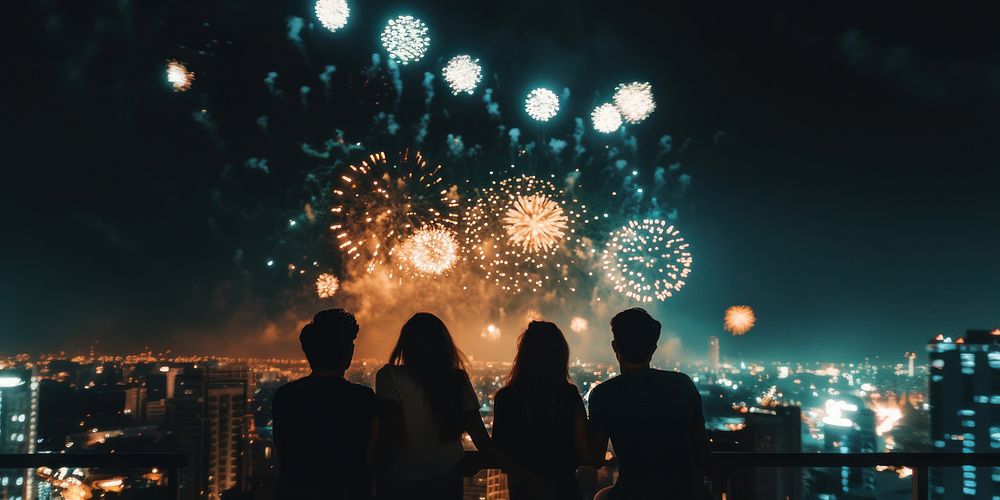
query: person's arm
688 378 711 477
374 368 404 471
570 392 592 465
587 387 611 466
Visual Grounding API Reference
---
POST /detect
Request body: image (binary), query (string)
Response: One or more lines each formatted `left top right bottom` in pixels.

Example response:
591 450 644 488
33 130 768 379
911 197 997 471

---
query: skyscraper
0 369 39 500
167 364 251 499
928 329 1000 499
708 336 721 373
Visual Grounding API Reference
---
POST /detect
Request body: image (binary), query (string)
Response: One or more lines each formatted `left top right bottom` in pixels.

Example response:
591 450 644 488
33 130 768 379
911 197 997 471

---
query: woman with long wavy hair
375 312 500 499
492 320 591 499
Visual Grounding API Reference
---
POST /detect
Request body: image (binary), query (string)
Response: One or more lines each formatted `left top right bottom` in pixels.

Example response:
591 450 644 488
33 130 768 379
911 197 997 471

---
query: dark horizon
5 0 999 362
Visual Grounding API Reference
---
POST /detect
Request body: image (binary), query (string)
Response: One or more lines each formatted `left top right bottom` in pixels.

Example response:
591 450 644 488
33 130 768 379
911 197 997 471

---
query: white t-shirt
375 365 480 479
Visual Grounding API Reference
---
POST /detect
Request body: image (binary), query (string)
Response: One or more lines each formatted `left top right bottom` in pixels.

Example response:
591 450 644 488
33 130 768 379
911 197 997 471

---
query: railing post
167 467 179 500
911 465 928 500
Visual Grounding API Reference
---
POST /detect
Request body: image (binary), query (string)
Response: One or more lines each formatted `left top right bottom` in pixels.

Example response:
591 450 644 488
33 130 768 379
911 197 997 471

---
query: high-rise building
906 352 916 377
813 397 876 498
928 329 1000 499
709 406 803 500
708 336 721 373
485 469 510 500
0 369 39 500
167 364 251 499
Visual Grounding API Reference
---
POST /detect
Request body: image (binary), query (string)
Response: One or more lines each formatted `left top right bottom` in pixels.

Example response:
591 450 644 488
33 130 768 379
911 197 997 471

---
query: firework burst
396 226 460 276
442 55 483 95
481 323 502 341
166 60 194 92
503 194 569 253
524 88 560 121
315 273 340 298
570 316 589 333
380 15 430 65
315 0 350 32
463 176 588 294
724 305 756 336
613 82 656 123
601 219 692 303
591 103 623 133
330 151 459 274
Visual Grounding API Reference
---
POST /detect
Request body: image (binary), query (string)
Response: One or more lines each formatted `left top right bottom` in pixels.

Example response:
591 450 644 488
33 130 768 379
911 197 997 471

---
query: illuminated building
485 468 509 500
708 336 720 373
167 364 252 499
0 369 39 500
709 406 802 500
928 330 1000 499
818 397 876 498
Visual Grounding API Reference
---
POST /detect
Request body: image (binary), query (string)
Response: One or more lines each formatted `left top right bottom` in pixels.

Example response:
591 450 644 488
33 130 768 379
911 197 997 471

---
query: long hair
505 321 572 394
389 312 470 441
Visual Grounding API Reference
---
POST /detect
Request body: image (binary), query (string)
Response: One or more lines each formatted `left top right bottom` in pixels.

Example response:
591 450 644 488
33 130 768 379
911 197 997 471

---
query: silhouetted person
493 321 590 500
589 308 710 500
272 309 378 499
375 312 502 500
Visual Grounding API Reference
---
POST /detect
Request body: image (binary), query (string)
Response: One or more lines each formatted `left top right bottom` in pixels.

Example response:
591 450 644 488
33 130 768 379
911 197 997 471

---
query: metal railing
0 453 187 499
461 451 1000 500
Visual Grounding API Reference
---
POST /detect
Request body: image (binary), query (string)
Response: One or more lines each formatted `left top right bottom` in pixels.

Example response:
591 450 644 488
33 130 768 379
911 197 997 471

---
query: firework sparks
380 15 430 65
570 316 589 333
601 219 692 303
481 323 501 341
502 194 569 253
315 273 340 298
591 103 623 133
315 0 350 32
524 88 560 121
463 175 588 294
330 151 459 274
613 82 656 123
166 60 194 92
442 55 482 95
723 305 756 335
396 226 459 275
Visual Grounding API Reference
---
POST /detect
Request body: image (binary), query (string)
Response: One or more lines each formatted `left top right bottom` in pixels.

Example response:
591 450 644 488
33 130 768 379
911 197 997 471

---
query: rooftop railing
461 451 1000 500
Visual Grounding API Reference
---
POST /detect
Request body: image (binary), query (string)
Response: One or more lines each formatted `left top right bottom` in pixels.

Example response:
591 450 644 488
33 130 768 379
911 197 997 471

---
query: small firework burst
601 219 692 303
315 273 340 298
724 305 756 336
502 194 569 253
396 226 459 275
591 103 623 133
524 88 560 121
570 316 589 333
315 0 350 32
463 175 589 294
442 55 482 95
481 323 502 341
613 82 656 123
380 15 430 65
166 60 194 92
330 151 459 274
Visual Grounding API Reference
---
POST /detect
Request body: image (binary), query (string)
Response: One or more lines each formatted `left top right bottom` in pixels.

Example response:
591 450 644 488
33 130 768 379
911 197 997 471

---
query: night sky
6 0 999 361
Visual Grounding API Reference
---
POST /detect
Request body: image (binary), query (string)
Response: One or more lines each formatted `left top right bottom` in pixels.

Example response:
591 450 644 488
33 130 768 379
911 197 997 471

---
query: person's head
389 312 469 441
610 308 661 364
299 308 359 374
507 321 571 390
389 312 467 372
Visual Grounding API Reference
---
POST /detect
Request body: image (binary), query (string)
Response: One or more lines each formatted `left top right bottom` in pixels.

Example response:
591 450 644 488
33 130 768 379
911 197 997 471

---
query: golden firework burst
724 305 756 336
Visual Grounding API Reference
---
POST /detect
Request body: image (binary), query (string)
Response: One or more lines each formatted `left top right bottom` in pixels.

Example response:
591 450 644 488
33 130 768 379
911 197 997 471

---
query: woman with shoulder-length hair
375 312 503 500
492 320 591 500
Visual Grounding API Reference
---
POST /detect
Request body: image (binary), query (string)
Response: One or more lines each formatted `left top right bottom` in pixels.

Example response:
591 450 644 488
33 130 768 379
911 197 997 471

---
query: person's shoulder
346 380 376 397
651 369 698 390
562 382 583 398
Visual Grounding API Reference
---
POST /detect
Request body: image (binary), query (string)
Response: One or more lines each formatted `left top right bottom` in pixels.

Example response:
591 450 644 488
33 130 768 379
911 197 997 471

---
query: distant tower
708 336 721 372
906 352 916 377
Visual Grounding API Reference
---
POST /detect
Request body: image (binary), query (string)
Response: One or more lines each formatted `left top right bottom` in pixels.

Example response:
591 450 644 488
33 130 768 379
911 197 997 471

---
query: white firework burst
396 226 460 276
601 219 692 303
442 55 482 95
591 103 623 133
524 88 560 121
315 0 350 32
613 82 656 123
380 15 430 65
166 60 194 92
